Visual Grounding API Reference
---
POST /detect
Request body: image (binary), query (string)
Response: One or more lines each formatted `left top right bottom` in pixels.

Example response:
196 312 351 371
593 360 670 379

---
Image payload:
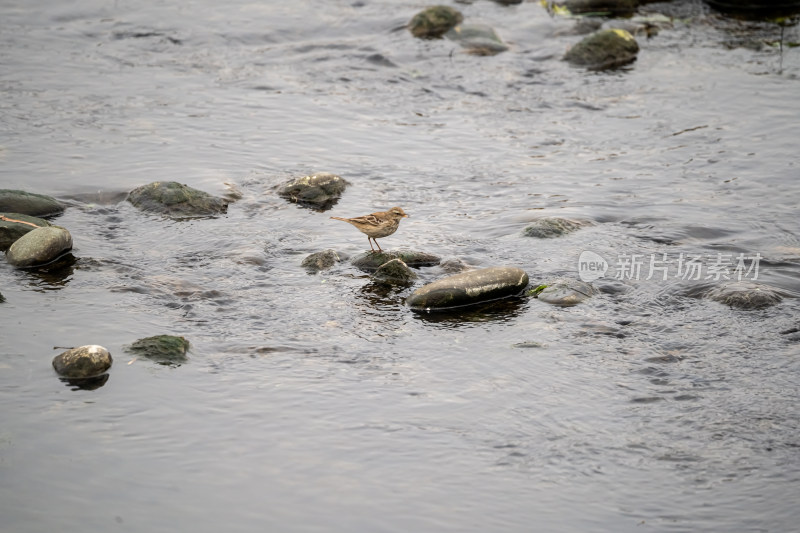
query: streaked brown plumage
330 206 409 252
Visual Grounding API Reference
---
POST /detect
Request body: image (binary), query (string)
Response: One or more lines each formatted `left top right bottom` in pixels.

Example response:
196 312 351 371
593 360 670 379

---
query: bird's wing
350 214 383 226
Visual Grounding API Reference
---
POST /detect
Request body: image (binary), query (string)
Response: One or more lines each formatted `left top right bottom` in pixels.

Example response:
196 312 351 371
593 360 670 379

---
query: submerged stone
706 281 782 310
523 217 590 238
536 278 596 306
6 226 73 268
0 213 52 251
564 29 639 70
0 189 64 218
554 0 638 17
446 24 508 55
277 172 349 211
302 249 341 273
52 345 113 379
126 335 190 365
127 181 228 217
408 6 464 39
406 266 529 311
372 258 418 285
705 0 800 19
352 250 441 272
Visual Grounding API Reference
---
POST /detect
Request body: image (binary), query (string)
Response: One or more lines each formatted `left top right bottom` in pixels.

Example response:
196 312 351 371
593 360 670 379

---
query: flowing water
1 0 799 531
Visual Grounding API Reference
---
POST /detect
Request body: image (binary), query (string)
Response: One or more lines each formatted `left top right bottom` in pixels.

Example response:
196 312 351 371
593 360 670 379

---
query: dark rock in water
492 0 523 5
352 250 441 272
707 281 782 309
554 0 638 17
302 249 341 273
564 29 639 70
536 278 596 306
408 6 464 39
127 181 228 217
0 290 4 303
6 226 73 268
126 335 190 365
52 345 113 379
0 213 52 251
705 0 800 19
0 189 64 218
372 258 418 285
440 258 471 273
407 266 529 312
446 24 509 55
523 217 590 238
277 172 348 211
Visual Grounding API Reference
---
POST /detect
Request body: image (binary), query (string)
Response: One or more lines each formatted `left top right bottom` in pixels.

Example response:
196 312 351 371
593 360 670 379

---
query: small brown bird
330 206 409 252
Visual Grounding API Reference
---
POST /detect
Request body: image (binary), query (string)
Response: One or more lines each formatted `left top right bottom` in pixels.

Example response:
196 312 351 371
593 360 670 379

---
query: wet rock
536 278 596 306
705 0 800 19
707 281 782 310
127 181 228 217
0 290 4 303
352 250 441 272
523 217 590 238
408 6 464 39
492 0 523 5
52 345 113 379
277 172 349 211
407 266 529 312
0 213 52 251
372 258 418 285
440 258 471 273
446 24 508 55
6 226 73 268
302 249 341 273
126 335 190 365
0 189 64 218
554 0 638 17
564 29 640 70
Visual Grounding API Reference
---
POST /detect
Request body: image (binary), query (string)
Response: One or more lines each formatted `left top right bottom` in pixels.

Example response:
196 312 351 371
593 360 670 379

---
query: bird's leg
375 239 383 252
368 237 376 252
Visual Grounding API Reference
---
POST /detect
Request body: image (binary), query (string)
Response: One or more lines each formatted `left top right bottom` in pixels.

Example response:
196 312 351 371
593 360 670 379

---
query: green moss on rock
409 6 464 39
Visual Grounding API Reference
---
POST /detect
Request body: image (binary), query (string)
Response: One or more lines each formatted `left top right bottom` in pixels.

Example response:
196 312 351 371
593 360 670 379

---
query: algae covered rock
302 249 341 273
0 190 64 218
536 278 596 306
126 335 190 365
127 181 228 217
407 266 529 312
372 258 418 285
352 250 441 272
277 172 349 211
564 29 639 70
6 226 73 268
52 345 113 379
523 217 591 238
446 24 508 55
707 281 782 310
409 6 464 39
0 213 52 251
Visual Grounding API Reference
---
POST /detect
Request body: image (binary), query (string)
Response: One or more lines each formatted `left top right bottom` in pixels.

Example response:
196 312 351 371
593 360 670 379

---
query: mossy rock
352 250 441 272
523 217 591 238
277 173 349 211
52 345 113 379
302 249 341 273
127 181 228 217
536 278 596 306
0 189 64 218
564 29 639 70
372 258 418 285
126 335 190 365
408 6 464 39
706 282 782 310
0 213 52 251
446 24 508 55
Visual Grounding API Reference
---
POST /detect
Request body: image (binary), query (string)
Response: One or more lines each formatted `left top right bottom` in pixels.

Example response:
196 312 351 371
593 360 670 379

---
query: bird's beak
404 214 409 218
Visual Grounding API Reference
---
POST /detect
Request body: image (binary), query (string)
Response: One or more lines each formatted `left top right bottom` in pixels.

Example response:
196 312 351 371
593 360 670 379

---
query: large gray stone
707 281 782 309
6 226 73 268
0 213 52 251
564 29 639 70
0 190 64 217
127 181 228 217
277 173 348 211
407 266 529 311
52 345 112 379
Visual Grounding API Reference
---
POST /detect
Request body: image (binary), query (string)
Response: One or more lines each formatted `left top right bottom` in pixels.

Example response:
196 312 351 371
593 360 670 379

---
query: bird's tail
330 216 347 221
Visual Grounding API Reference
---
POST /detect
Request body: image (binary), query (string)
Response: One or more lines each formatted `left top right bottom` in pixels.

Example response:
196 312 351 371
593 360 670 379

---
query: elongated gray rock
278 173 348 211
127 181 228 217
707 281 782 309
536 278 596 306
407 266 529 311
564 29 639 70
0 213 52 251
52 345 112 379
352 250 440 272
372 258 417 284
6 226 72 268
0 190 64 217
